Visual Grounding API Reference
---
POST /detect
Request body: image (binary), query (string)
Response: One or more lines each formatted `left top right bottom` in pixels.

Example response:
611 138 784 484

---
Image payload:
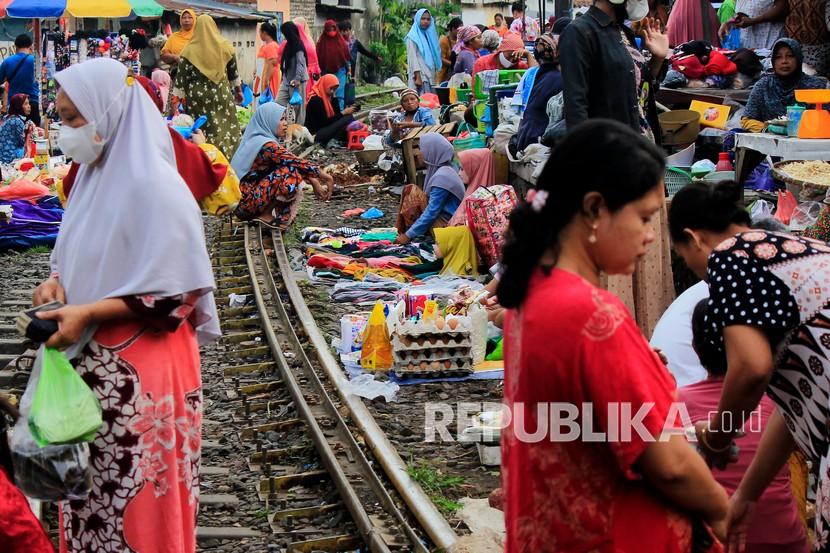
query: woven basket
772 161 830 201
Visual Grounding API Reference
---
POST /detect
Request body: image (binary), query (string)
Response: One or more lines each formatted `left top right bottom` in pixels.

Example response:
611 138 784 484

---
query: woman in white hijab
31 58 219 553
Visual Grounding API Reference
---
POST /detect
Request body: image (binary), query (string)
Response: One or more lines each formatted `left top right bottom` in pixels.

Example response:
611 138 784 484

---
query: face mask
326 29 338 37
625 0 649 22
58 122 105 164
498 52 514 68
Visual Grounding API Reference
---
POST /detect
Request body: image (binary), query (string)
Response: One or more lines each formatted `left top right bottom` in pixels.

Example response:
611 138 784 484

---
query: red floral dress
502 268 694 552
59 292 206 553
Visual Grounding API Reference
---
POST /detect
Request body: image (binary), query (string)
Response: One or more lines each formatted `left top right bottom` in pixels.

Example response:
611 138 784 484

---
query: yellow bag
198 143 241 216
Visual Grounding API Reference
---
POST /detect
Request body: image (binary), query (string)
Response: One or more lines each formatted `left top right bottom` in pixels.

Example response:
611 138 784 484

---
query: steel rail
271 230 459 551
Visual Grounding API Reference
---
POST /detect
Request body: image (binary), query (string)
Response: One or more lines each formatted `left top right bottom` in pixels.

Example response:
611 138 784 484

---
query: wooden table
400 123 458 185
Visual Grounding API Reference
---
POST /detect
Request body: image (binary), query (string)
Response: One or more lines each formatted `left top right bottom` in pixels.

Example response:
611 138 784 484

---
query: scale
796 89 830 139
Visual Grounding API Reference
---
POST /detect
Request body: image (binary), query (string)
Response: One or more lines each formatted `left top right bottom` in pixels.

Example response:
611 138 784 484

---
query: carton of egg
391 315 473 378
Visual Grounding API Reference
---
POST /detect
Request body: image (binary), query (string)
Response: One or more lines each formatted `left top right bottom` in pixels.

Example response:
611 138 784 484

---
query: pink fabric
666 0 721 47
448 148 497 226
0 179 50 203
678 377 807 549
151 68 171 110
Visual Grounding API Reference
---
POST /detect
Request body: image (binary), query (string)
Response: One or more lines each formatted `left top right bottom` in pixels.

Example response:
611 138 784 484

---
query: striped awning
0 0 164 18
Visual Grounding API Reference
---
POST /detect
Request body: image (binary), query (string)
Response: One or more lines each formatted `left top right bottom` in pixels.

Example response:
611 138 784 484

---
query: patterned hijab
180 14 236 83
453 25 482 53
534 34 559 65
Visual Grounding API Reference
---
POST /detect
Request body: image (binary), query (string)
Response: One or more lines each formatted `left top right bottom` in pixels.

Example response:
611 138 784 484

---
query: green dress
173 56 242 158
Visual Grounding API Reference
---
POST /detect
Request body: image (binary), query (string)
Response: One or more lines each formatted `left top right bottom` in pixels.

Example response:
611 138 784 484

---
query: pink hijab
448 148 497 226
151 68 171 110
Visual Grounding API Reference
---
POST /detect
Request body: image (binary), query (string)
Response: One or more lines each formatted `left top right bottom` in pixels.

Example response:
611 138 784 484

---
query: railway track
200 218 458 551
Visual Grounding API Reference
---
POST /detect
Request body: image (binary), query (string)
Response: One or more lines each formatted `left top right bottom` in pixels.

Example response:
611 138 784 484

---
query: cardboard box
690 100 731 129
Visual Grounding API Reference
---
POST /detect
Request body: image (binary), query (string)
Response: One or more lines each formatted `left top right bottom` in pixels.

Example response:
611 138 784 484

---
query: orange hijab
309 73 339 118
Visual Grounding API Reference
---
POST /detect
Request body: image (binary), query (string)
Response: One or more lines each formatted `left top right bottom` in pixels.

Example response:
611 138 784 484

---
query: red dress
502 268 695 552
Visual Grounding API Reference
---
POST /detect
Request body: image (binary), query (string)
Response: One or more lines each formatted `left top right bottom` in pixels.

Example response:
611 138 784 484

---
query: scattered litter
342 373 399 402
228 293 247 307
360 207 384 219
383 76 406 88
367 186 377 194
341 208 365 218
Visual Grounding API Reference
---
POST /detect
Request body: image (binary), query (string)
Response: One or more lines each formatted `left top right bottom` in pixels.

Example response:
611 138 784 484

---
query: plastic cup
787 105 805 137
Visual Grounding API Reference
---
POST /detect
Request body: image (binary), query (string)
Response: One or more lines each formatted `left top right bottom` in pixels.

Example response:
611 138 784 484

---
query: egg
443 360 452 369
408 362 415 370
420 361 429 369
431 361 441 370
447 318 459 330
435 316 445 330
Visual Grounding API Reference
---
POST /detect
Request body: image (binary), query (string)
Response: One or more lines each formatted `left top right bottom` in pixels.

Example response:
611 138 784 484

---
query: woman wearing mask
0 93 35 163
395 134 465 244
305 74 357 144
173 14 243 157
499 119 728 552
316 19 351 110
471 32 536 78
276 22 309 125
35 57 219 553
514 34 563 151
741 38 828 132
669 180 830 552
231 103 333 229
406 9 443 94
453 26 483 75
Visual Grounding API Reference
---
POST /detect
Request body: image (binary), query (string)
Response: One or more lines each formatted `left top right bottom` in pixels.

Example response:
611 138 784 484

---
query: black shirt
559 6 661 140
305 95 343 134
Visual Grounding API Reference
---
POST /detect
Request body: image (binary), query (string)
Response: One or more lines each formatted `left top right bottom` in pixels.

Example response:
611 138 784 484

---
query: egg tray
391 332 471 352
395 318 472 336
393 346 472 364
392 359 474 379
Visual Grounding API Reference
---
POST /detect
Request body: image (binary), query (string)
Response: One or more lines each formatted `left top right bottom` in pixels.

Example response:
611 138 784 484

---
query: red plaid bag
464 185 517 269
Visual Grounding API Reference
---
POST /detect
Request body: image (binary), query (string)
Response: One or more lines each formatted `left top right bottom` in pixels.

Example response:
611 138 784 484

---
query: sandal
254 217 281 230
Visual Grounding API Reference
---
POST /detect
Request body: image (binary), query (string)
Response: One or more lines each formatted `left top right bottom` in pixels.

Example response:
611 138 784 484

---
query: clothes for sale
0 197 62 253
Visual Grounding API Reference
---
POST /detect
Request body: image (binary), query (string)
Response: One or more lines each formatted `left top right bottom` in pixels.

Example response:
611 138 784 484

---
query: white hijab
52 58 220 346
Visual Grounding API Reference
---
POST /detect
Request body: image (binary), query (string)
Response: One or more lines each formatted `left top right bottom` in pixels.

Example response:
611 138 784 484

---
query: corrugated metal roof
157 0 269 20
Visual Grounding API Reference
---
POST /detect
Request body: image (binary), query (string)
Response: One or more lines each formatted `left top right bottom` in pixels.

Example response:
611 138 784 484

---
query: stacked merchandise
392 313 473 378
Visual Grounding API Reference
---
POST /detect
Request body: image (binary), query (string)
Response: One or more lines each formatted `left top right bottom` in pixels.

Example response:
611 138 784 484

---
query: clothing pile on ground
0 157 70 252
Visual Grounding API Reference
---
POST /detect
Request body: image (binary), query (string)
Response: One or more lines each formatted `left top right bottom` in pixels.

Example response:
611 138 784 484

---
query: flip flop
254 217 281 230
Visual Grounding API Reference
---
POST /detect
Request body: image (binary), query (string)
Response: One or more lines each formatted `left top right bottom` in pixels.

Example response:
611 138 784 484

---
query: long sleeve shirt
406 187 461 240
349 39 379 74
283 51 308 84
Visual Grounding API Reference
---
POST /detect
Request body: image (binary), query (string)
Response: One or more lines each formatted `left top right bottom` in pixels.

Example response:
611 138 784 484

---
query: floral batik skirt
59 320 202 553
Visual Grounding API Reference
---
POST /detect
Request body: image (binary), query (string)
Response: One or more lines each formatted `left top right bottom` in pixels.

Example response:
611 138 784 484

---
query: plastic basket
665 166 693 196
453 132 487 152
454 88 472 104
474 69 527 99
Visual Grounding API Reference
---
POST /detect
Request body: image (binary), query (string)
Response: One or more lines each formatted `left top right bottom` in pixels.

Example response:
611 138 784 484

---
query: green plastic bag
28 347 102 447
485 337 504 362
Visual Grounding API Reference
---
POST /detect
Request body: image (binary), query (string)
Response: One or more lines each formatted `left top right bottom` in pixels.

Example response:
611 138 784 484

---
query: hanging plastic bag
10 349 92 501
28 347 102 447
744 161 777 193
360 301 394 370
774 190 798 225
344 76 356 106
290 89 303 106
258 87 274 106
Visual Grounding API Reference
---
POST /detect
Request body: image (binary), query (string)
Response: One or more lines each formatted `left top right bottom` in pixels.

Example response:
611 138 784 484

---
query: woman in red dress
497 119 729 552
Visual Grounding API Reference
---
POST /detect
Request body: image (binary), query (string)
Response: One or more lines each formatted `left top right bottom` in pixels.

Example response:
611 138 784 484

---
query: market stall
735 134 830 183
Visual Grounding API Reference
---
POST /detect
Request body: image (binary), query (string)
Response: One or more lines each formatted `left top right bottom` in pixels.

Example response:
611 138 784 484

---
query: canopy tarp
0 0 164 18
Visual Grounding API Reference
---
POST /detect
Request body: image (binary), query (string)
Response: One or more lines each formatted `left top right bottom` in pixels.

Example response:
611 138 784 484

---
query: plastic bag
290 89 303 106
29 347 102 447
360 301 393 370
343 373 399 402
775 190 798 225
789 201 822 231
744 160 776 193
749 199 775 222
10 349 92 501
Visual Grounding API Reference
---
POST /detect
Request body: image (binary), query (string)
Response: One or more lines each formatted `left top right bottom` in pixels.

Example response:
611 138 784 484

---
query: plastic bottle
360 301 394 371
715 152 734 172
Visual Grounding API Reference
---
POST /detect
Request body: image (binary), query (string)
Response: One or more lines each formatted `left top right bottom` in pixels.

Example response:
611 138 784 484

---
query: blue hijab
406 9 442 71
230 102 286 176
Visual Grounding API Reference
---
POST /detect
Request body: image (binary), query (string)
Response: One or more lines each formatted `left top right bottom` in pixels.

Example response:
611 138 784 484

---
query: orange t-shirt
257 42 280 97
